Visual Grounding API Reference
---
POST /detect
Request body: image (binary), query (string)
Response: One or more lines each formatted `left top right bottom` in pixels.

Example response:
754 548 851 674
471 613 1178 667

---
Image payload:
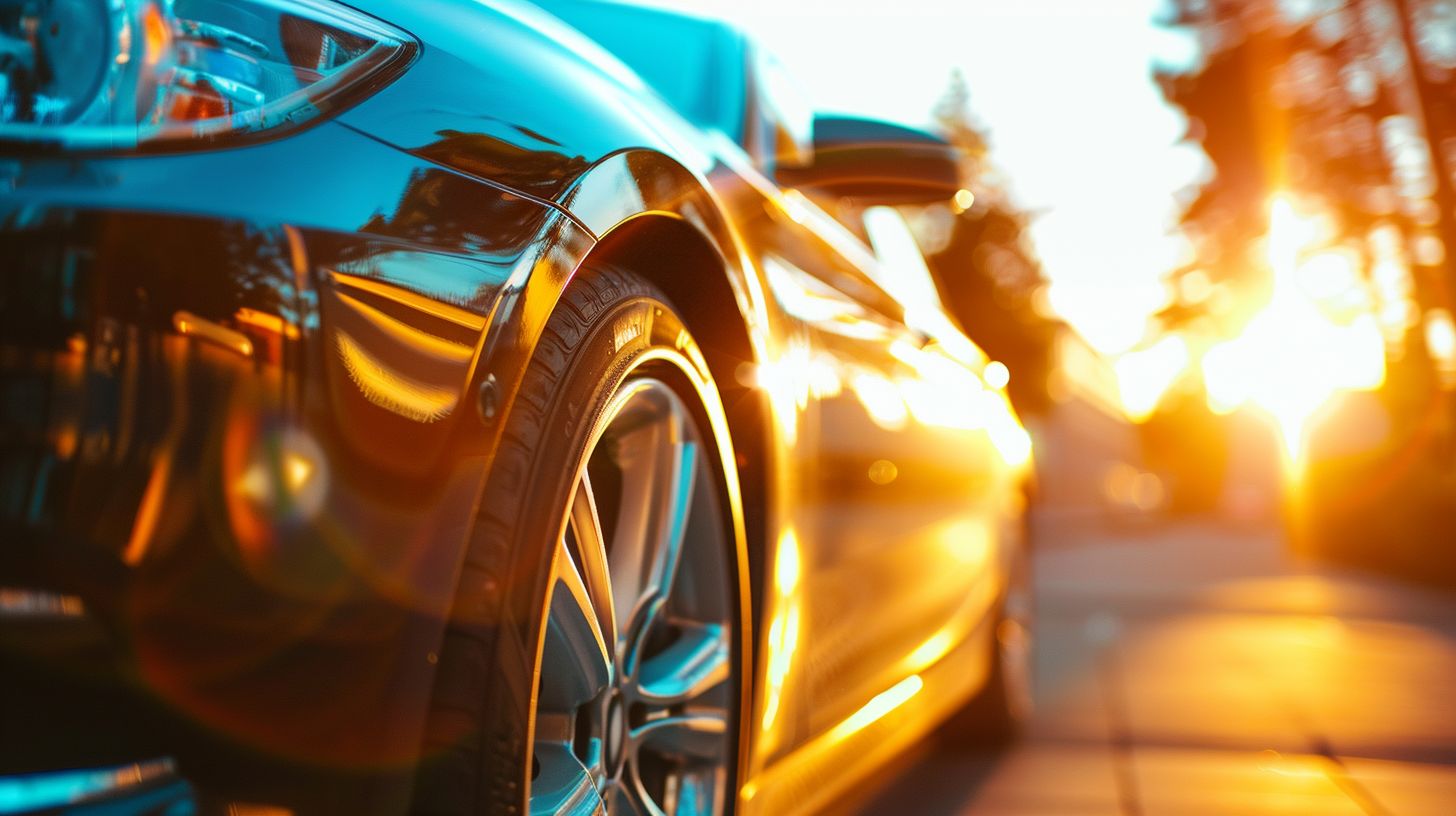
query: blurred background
645 0 1456 575
636 0 1456 812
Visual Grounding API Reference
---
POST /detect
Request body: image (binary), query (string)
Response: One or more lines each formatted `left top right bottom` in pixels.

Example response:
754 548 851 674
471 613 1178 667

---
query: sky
637 0 1210 354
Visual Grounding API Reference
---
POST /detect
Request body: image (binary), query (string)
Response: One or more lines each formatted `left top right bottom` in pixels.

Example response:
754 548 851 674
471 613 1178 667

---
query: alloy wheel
531 377 734 816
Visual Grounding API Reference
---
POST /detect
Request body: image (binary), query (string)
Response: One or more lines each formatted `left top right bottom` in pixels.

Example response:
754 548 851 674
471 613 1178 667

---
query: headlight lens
0 0 414 150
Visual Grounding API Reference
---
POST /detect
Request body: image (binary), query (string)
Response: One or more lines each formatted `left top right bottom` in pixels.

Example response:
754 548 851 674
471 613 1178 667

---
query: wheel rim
532 377 734 816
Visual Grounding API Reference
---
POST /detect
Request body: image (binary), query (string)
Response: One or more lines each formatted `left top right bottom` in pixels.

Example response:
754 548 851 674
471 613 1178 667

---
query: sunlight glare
1114 334 1189 422
1200 196 1386 463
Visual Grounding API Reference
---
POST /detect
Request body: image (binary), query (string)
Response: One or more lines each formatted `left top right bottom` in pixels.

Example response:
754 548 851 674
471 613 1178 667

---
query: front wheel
413 266 746 816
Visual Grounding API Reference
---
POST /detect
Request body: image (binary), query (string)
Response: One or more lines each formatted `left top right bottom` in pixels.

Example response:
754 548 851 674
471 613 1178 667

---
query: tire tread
412 266 673 816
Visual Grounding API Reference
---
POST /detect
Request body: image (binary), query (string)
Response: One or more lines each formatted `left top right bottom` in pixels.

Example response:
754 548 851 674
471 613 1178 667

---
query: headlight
0 0 414 150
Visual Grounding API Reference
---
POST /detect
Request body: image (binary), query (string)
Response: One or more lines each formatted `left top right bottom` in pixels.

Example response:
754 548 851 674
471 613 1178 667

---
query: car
0 1 1034 814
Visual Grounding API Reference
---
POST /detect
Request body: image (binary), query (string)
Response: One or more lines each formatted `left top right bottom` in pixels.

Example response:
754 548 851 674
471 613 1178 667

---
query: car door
742 187 1014 763
856 203 1018 625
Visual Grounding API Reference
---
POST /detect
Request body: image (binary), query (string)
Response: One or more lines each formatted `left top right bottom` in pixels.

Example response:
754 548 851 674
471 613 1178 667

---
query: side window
861 204 989 366
860 205 946 318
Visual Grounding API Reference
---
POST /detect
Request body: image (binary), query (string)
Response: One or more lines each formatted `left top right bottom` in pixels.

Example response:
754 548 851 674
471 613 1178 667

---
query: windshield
532 0 748 142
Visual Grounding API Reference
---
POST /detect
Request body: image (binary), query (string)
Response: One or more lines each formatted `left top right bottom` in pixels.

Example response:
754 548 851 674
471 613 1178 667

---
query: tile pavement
845 518 1456 815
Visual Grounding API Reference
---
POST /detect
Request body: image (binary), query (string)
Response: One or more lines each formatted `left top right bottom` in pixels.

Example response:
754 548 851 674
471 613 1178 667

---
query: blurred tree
1154 7 1280 332
1158 0 1455 334
916 70 1059 416
931 69 990 181
1157 0 1456 579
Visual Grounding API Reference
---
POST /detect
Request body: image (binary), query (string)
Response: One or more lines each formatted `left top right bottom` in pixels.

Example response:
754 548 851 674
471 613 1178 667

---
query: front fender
0 120 591 810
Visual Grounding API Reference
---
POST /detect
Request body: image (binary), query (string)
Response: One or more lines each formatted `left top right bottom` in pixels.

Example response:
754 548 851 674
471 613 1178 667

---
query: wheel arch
576 208 775 805
582 211 771 628
463 149 779 786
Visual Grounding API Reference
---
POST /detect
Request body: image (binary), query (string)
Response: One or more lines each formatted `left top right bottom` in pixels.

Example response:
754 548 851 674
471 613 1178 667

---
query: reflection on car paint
0 1 1037 812
0 122 580 801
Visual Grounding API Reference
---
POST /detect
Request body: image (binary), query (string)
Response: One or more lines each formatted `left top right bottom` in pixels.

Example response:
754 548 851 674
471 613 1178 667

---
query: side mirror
777 115 962 205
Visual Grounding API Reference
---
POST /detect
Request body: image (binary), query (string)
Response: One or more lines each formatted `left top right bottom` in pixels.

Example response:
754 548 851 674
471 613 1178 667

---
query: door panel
745 191 1007 761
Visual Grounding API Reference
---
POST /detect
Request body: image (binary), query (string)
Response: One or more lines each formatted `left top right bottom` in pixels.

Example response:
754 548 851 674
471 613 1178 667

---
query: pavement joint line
1095 631 1143 816
1012 732 1456 766
1244 634 1399 816
1298 734 1397 816
1311 739 1395 816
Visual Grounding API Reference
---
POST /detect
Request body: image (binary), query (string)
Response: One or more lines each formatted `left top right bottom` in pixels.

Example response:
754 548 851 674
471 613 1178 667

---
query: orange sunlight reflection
829 674 923 743
760 528 803 745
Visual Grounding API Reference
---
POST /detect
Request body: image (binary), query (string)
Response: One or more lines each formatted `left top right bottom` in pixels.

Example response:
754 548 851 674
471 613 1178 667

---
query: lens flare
1200 196 1387 463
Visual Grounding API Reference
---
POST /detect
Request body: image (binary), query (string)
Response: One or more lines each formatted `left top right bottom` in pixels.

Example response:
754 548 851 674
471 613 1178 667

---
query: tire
939 539 1033 751
411 265 746 815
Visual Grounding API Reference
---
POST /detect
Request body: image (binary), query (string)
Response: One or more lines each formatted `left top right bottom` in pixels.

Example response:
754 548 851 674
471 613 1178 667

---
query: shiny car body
0 0 1032 813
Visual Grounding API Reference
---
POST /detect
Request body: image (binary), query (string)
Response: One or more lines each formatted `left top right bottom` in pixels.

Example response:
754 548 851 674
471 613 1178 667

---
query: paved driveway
843 518 1456 815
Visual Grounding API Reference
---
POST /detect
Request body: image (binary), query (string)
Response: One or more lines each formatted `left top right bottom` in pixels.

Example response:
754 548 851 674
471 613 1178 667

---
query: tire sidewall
464 272 745 815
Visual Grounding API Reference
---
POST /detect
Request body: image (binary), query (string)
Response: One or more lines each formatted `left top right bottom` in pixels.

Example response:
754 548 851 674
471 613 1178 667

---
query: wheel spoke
647 439 698 600
609 401 698 640
632 711 729 762
636 622 730 706
530 741 606 816
571 472 617 655
540 538 613 712
622 596 666 680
